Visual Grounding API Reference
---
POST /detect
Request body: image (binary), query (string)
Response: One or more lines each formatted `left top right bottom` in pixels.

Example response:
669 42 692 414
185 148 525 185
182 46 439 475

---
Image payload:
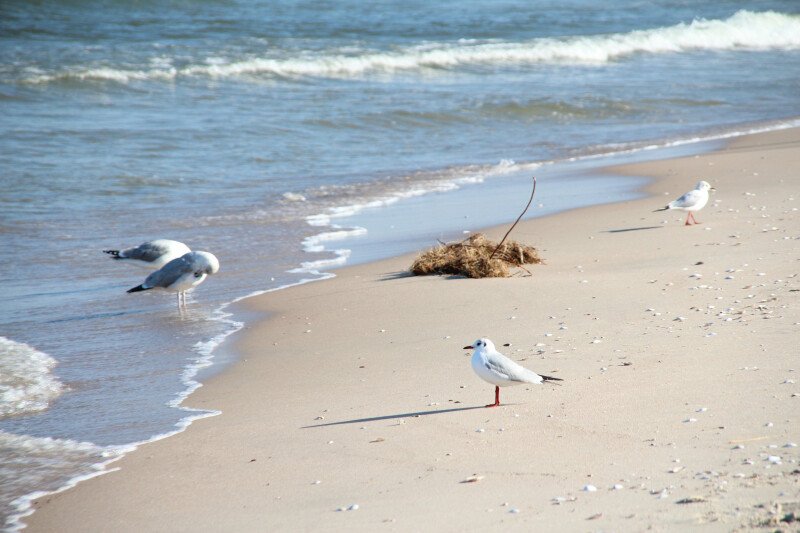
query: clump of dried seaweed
410 176 542 278
410 233 542 278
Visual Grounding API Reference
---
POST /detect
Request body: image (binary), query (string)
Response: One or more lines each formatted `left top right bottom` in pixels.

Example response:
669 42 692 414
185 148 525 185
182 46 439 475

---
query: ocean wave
0 431 123 531
20 10 800 84
0 337 64 418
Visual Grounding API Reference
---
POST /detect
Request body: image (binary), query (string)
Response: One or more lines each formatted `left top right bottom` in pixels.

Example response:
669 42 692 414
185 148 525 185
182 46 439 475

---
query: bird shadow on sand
603 225 663 234
301 405 487 428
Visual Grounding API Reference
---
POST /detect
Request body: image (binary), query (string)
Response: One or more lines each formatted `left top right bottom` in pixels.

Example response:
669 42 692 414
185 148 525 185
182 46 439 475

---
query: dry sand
26 128 800 531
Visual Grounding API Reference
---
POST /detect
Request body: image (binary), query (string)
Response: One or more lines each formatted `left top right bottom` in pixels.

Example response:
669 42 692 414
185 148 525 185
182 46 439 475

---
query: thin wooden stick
489 176 537 260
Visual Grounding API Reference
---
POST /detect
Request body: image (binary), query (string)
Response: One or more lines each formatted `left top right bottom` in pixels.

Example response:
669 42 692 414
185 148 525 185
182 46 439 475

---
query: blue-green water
1 1 799 527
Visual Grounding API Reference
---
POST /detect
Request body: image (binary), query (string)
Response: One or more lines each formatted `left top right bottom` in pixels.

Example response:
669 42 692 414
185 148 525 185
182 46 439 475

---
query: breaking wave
20 11 800 84
0 337 63 419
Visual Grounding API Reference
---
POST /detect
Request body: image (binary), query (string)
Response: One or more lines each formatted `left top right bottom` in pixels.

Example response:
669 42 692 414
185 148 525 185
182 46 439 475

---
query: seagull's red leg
684 213 692 226
485 386 500 408
690 212 700 224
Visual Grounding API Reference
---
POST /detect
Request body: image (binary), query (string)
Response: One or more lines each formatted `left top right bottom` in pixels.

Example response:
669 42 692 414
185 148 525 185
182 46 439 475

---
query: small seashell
583 484 598 492
784 442 797 448
768 456 781 464
684 418 697 423
476 428 485 433
669 466 684 473
348 504 359 511
461 475 484 483
509 508 520 514
313 480 321 484
697 407 708 412
612 484 624 490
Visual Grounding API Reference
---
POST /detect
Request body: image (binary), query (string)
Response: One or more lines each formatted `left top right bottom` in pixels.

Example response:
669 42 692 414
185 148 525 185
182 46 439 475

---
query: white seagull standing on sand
464 338 562 408
654 180 714 226
104 239 191 270
127 251 219 307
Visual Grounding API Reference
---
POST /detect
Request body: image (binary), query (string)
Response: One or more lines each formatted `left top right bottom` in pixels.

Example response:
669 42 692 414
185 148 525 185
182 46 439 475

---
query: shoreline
22 126 800 531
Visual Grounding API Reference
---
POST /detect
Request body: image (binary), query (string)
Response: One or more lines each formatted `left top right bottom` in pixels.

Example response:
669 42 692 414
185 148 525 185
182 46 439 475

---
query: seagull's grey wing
143 256 193 288
670 189 703 209
485 354 542 384
122 241 171 262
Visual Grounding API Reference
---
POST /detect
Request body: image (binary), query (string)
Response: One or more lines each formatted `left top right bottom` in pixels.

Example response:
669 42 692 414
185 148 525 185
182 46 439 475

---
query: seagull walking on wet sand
654 180 714 226
464 338 562 408
127 251 219 307
104 239 191 270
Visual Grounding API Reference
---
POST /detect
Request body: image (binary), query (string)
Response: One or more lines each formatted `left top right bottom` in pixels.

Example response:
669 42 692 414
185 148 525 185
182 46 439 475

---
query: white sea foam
568 117 800 163
0 337 64 418
301 227 368 254
295 158 524 274
22 11 800 84
1 431 127 531
281 192 307 202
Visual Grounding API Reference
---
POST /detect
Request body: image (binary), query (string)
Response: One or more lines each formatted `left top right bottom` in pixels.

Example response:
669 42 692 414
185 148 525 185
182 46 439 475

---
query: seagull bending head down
127 251 220 307
104 239 191 270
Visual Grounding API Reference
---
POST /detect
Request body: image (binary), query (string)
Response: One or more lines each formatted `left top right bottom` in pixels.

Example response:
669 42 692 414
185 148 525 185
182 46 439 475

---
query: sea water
1 1 799 528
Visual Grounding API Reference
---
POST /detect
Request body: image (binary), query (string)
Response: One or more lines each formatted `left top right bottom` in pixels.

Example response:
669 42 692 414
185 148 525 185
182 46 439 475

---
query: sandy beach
25 128 799 531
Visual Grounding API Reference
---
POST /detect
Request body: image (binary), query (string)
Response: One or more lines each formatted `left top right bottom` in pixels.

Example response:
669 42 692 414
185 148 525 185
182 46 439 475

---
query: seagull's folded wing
122 241 171 262
486 356 543 384
143 256 193 289
670 189 703 209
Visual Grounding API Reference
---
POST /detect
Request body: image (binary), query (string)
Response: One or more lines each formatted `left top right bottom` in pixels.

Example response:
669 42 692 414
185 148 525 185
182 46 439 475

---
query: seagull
464 338 562 407
104 239 191 270
654 181 714 226
127 251 219 307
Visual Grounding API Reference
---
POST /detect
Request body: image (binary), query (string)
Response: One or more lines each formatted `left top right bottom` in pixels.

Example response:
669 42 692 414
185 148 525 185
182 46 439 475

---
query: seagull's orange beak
463 345 474 350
